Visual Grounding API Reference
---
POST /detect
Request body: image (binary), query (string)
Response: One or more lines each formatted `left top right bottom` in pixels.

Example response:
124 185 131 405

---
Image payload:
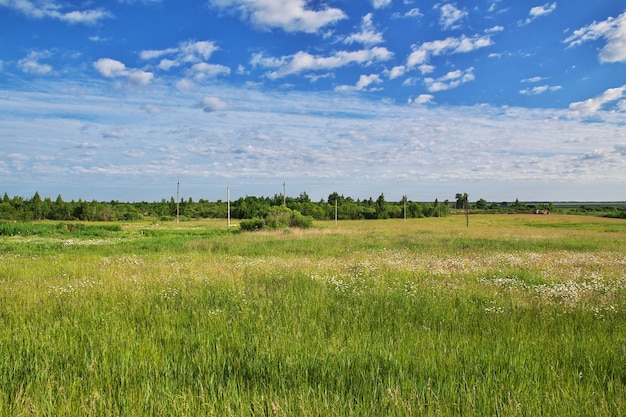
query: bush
239 217 264 231
265 206 292 229
290 210 313 228
239 207 314 231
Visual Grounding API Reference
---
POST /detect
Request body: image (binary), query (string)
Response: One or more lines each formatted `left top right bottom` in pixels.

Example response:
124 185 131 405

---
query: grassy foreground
1 215 625 416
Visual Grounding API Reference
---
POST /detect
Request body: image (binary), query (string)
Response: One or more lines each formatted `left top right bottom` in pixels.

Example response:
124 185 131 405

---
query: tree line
3 191 623 222
0 191 450 222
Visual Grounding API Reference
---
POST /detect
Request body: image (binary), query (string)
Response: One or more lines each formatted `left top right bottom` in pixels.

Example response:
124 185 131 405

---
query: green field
1 215 625 416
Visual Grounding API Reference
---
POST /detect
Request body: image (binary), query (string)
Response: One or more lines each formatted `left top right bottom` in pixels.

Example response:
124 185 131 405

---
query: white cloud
158 59 179 71
529 3 557 18
188 62 231 80
336 74 383 92
93 58 153 85
437 4 468 30
409 94 434 105
407 35 493 69
371 0 391 9
424 67 475 92
88 35 110 43
356 74 382 90
60 9 111 24
521 76 544 83
564 11 626 64
93 58 127 77
519 85 562 95
207 0 346 33
196 97 228 112
140 40 227 84
18 51 53 75
418 64 435 74
405 8 422 18
141 41 219 64
569 85 626 114
139 48 178 61
2 83 625 201
0 0 111 24
524 2 556 25
253 47 393 79
176 78 194 91
485 25 504 33
343 13 383 46
387 65 406 80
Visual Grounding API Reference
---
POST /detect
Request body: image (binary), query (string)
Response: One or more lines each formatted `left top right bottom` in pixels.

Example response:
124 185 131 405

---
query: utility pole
464 193 469 227
176 180 180 223
283 182 286 206
403 195 407 223
227 185 231 229
335 198 338 226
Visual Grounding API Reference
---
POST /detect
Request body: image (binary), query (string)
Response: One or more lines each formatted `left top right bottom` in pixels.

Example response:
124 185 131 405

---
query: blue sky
1 0 625 203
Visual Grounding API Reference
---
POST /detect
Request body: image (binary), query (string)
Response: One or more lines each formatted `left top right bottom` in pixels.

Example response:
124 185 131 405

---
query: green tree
375 193 389 219
31 191 43 220
407 201 424 218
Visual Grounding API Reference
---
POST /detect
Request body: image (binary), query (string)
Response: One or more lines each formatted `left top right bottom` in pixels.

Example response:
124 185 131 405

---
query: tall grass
0 215 625 415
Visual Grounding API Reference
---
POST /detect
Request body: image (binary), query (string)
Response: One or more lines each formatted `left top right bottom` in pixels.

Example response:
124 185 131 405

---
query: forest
0 191 623 222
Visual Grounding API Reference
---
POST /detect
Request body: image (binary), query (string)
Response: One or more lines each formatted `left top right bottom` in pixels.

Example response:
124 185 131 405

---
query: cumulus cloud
524 2 556 25
0 0 111 24
564 11 626 64
196 97 228 112
519 85 561 95
251 47 393 79
93 58 153 85
437 4 468 30
18 51 53 75
407 34 493 69
336 74 383 92
207 0 346 33
424 67 475 92
140 40 228 85
140 41 219 64
387 65 406 80
343 13 384 46
569 85 626 114
485 25 504 33
371 0 391 9
188 62 231 80
405 8 422 18
409 94 435 105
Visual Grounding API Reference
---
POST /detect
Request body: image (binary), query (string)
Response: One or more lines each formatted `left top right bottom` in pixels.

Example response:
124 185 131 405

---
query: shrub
290 210 313 228
239 217 264 231
265 206 292 229
239 207 314 231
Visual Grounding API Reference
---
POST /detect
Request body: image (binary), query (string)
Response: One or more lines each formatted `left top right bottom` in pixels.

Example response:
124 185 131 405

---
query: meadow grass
0 215 625 415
